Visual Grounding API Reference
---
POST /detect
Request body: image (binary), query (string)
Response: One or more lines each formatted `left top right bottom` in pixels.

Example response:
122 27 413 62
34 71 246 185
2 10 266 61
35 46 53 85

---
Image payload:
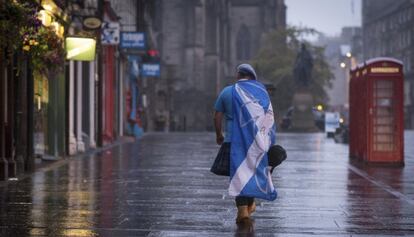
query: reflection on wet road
0 132 413 236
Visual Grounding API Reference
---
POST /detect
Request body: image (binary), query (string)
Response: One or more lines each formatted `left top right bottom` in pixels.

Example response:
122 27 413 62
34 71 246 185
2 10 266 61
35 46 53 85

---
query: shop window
404 81 411 106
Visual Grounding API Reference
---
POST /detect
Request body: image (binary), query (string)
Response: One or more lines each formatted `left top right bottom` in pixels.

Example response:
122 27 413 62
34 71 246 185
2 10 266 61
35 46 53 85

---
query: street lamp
346 52 352 58
38 10 52 26
316 104 324 111
340 62 346 68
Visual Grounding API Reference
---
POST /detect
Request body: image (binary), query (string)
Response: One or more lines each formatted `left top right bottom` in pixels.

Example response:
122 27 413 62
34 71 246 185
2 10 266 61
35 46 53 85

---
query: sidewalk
32 136 137 170
0 132 412 236
0 136 136 187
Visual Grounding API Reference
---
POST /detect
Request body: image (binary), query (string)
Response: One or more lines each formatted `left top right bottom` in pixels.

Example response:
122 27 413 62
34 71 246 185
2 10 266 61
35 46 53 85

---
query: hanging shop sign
66 37 97 61
83 16 102 30
101 22 120 45
120 32 146 49
141 63 160 77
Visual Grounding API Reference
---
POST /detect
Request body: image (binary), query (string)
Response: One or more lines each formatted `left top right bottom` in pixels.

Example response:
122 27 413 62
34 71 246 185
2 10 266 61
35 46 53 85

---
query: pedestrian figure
213 64 277 223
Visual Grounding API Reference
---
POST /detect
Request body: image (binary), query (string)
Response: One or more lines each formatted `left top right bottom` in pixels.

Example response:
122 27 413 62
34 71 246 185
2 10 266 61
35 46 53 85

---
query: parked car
334 125 349 144
325 112 341 138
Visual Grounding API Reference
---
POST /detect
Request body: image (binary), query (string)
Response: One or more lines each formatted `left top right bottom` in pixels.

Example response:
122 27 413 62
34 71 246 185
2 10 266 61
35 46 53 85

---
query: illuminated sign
66 37 96 61
141 63 160 77
370 67 399 73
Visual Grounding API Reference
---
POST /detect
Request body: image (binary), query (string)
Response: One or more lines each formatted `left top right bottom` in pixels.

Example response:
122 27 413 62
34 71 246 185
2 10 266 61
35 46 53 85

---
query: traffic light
143 49 160 63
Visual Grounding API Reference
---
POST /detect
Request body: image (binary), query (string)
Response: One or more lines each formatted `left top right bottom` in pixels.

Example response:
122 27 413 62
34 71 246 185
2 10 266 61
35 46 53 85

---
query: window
236 24 251 60
404 81 411 106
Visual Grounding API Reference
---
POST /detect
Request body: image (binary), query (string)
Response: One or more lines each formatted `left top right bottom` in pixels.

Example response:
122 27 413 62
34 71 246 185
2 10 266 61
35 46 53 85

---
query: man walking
213 64 277 223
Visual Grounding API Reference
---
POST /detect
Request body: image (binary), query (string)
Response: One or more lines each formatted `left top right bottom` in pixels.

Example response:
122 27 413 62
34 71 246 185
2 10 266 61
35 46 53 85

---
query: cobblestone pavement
0 132 413 236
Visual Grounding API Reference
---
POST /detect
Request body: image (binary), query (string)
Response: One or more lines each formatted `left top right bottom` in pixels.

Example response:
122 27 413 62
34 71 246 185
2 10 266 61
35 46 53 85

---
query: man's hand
214 111 224 145
216 133 224 145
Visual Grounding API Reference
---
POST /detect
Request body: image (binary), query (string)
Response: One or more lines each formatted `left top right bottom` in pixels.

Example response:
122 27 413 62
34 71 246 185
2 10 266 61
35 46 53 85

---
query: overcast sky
285 0 361 38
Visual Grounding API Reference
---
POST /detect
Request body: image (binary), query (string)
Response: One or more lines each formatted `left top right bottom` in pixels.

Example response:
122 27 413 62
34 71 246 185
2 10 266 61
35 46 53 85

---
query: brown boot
236 205 250 223
248 201 256 215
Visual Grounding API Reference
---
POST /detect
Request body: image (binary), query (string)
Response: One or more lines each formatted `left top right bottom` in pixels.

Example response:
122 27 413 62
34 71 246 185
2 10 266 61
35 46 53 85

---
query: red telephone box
349 58 404 166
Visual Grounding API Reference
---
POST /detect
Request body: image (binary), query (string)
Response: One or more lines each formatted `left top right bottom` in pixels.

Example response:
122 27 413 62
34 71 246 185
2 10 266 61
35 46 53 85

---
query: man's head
236 64 257 80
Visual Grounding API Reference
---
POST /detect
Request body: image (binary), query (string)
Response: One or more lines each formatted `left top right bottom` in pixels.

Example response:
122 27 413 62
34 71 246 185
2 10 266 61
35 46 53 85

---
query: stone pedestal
289 90 319 132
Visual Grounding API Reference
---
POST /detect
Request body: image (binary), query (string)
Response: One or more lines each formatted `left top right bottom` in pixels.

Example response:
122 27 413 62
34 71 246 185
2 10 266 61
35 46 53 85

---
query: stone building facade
144 0 286 131
318 27 362 109
362 0 414 128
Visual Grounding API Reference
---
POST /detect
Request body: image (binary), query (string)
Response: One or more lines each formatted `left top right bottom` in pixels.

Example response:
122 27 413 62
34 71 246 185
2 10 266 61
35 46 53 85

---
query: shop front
0 0 67 179
101 2 121 145
32 0 67 161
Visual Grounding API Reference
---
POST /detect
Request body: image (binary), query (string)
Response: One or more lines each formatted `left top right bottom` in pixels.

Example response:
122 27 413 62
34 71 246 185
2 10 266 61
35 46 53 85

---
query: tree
251 27 333 116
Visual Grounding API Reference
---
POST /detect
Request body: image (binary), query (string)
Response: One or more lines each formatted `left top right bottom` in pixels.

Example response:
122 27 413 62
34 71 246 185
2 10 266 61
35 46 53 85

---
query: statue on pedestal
293 43 313 89
289 43 318 132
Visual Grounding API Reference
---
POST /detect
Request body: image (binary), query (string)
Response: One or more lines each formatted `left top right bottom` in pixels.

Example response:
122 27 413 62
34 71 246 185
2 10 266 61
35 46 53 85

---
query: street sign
101 22 120 45
120 32 146 49
141 63 160 77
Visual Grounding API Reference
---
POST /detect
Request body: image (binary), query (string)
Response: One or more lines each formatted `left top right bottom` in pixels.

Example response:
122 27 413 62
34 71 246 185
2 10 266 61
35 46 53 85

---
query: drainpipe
97 0 104 147
0 48 8 180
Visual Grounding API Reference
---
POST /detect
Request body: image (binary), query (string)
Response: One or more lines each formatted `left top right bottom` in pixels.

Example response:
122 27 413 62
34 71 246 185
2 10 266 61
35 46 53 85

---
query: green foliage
251 27 333 114
0 0 34 50
0 0 65 75
23 26 66 74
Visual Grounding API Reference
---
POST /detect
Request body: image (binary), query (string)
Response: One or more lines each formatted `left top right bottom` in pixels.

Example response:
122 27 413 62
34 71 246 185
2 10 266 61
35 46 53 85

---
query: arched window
236 25 251 60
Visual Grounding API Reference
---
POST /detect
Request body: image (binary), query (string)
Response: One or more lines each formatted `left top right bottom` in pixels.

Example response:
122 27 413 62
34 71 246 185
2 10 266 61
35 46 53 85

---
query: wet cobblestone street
0 132 413 236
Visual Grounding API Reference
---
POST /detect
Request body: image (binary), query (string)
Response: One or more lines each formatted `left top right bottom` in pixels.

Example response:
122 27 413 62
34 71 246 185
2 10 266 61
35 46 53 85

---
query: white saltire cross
229 83 275 196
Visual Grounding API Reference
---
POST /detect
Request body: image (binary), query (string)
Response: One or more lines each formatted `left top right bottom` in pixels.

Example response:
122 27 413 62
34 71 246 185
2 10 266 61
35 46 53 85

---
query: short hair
238 71 254 79
238 71 249 78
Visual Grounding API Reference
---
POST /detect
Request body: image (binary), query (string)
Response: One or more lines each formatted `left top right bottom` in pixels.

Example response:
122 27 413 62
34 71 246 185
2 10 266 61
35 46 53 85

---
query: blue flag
229 80 277 201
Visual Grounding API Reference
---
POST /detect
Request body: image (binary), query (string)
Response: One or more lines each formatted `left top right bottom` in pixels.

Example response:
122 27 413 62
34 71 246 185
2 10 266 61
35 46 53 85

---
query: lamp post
340 52 357 110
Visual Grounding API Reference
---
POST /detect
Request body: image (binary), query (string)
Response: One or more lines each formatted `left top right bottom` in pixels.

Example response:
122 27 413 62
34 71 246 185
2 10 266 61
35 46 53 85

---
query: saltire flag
229 79 277 201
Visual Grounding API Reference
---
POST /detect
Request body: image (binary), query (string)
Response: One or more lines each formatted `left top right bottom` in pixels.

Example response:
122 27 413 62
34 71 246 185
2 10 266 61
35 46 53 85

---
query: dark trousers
235 196 254 206
221 142 254 206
